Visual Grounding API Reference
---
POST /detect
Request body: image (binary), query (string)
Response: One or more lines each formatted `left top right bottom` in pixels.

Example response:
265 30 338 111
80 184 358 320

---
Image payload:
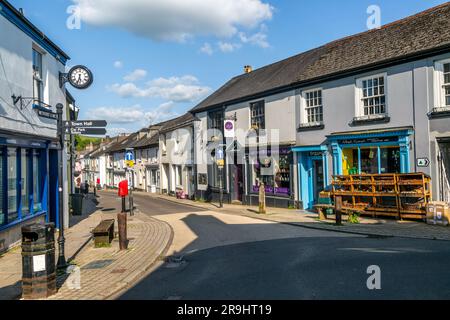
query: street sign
37 109 58 120
125 160 135 168
64 120 107 128
125 151 134 162
67 127 107 135
417 157 430 168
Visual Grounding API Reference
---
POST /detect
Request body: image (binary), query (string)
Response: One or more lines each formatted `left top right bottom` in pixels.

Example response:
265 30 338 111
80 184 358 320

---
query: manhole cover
82 259 115 270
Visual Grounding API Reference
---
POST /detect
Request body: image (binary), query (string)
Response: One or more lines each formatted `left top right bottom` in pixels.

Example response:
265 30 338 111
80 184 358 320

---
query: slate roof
191 2 450 112
133 133 159 149
159 113 198 133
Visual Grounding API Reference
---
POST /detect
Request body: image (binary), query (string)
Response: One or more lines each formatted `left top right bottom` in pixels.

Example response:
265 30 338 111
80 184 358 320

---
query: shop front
293 146 329 210
328 128 413 176
245 146 295 208
0 134 55 252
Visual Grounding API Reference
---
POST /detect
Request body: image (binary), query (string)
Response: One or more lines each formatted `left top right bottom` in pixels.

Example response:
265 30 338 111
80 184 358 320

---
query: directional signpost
125 149 135 216
64 120 108 136
417 157 430 168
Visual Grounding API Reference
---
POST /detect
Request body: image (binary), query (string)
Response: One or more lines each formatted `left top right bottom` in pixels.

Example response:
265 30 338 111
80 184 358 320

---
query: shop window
21 149 32 217
342 146 401 175
360 148 379 174
380 148 401 173
342 148 359 175
7 148 18 223
0 149 4 226
357 74 387 116
250 101 265 130
251 150 291 196
33 150 43 212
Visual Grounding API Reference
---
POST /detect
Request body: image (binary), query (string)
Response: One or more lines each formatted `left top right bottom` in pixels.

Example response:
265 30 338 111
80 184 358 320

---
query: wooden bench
92 219 115 248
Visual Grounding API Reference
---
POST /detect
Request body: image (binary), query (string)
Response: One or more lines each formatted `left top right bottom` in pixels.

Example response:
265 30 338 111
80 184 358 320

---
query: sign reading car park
66 127 107 135
64 119 107 136
417 157 430 168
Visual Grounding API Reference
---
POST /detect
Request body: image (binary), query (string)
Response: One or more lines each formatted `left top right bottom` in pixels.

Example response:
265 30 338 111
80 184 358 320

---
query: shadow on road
118 213 450 300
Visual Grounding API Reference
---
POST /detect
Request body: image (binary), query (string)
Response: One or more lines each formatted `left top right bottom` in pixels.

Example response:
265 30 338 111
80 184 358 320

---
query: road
99 191 450 300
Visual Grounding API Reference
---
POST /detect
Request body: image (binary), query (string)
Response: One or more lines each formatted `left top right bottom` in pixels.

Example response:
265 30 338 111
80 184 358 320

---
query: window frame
301 88 324 125
434 58 450 109
250 100 266 130
355 73 388 117
32 47 45 104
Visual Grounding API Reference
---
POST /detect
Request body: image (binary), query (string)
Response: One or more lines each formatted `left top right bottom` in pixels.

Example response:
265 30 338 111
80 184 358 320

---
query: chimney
244 65 253 74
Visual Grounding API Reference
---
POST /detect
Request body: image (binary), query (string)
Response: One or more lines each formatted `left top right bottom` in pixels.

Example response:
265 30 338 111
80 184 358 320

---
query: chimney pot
244 65 253 74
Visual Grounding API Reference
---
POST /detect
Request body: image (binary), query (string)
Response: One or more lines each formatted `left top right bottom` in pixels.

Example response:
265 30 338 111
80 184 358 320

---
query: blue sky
9 0 448 135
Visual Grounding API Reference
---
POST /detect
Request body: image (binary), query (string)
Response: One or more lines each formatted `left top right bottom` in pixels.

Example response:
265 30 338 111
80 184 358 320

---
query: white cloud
218 41 241 53
144 101 179 124
107 127 131 136
200 43 213 55
238 30 270 48
113 61 123 68
108 75 211 103
123 69 148 82
87 102 179 127
74 0 273 42
87 105 146 124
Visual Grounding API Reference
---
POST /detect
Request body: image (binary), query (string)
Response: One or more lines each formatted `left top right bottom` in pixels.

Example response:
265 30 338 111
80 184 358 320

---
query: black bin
21 223 56 299
80 182 89 195
70 193 84 216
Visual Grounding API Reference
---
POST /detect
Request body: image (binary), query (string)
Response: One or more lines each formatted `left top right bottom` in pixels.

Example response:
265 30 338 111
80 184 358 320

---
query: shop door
232 164 244 202
313 160 325 205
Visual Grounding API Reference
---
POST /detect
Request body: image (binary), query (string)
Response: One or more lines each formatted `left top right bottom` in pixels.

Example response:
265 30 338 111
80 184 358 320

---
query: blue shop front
0 133 60 252
294 127 413 210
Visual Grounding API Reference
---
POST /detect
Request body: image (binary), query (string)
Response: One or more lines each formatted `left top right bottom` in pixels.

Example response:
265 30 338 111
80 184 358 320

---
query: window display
342 146 401 175
251 149 291 196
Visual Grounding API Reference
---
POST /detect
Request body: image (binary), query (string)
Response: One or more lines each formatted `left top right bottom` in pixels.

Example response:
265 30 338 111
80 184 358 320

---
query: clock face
68 65 93 89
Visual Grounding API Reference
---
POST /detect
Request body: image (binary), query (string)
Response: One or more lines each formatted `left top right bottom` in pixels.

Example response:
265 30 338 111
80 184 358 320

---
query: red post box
118 180 129 197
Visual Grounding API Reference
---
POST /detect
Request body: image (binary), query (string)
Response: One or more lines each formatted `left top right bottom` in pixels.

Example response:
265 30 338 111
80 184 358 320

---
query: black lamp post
56 103 67 270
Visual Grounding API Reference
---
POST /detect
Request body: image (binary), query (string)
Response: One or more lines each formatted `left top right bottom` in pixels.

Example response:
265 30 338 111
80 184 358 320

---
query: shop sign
339 137 397 145
224 120 235 138
309 151 324 157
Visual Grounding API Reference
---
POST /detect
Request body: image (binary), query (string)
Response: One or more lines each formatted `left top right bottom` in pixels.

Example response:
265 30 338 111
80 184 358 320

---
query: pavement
0 192 173 300
137 191 450 241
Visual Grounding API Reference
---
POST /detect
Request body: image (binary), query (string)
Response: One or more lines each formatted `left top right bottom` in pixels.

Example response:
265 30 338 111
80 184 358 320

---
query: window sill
428 107 450 119
350 114 390 126
297 122 325 132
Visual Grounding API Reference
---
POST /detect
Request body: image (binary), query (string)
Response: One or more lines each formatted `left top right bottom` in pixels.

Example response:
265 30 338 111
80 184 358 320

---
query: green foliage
75 135 101 151
347 211 361 224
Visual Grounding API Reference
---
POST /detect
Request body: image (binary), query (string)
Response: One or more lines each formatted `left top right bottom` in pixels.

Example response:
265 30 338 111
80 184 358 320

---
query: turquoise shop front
294 128 413 210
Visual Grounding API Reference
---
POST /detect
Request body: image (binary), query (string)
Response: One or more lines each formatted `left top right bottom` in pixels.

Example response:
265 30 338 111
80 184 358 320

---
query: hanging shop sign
224 120 235 138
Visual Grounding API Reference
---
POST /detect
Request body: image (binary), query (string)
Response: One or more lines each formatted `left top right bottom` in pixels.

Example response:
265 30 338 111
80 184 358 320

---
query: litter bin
70 193 84 216
21 223 56 299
